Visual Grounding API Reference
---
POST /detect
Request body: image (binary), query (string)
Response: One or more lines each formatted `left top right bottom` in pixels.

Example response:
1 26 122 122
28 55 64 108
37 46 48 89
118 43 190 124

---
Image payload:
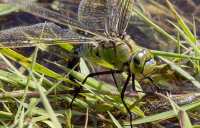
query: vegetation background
0 0 199 128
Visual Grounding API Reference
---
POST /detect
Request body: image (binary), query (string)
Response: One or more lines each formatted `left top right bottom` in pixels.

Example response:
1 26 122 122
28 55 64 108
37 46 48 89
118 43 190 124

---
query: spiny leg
144 76 160 93
69 70 122 109
139 67 167 94
133 75 156 94
111 71 119 89
69 85 83 109
70 69 134 128
82 70 122 84
67 57 81 109
131 73 135 92
130 73 149 111
129 75 156 109
85 68 134 128
128 76 170 115
80 69 134 127
140 76 170 94
121 69 133 128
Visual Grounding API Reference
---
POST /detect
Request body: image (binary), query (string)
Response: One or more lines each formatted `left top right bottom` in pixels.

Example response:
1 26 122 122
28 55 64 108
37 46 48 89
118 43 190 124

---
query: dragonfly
0 0 199 127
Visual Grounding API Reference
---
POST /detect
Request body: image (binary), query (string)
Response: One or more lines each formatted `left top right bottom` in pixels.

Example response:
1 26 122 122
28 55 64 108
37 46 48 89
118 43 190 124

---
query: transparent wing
5 0 106 39
0 22 93 48
78 0 134 36
54 0 79 19
107 0 134 35
78 0 108 33
105 0 119 34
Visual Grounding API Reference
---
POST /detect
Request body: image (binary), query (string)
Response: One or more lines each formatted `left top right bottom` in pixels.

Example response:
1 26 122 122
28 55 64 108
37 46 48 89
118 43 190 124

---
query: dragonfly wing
53 0 79 19
0 22 92 48
108 0 134 35
78 0 108 33
78 0 134 36
5 0 105 39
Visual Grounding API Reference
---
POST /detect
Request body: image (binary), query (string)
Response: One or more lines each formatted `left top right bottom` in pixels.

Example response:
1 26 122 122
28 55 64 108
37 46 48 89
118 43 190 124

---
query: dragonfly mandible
0 0 198 127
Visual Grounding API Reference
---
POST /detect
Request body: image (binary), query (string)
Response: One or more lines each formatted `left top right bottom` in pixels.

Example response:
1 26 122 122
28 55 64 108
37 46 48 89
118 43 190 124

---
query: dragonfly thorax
78 35 134 69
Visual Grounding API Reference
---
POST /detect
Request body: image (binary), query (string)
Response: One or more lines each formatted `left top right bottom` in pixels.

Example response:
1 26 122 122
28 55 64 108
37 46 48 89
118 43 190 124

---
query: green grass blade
133 8 181 47
161 57 200 88
166 0 196 43
0 111 13 120
107 111 123 128
168 95 193 128
36 77 62 128
152 50 200 60
0 4 18 16
168 21 199 55
123 99 200 125
0 48 75 85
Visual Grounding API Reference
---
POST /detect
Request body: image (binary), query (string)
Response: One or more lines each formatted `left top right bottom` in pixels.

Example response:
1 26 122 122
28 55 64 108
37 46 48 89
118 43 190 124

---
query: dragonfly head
130 49 157 76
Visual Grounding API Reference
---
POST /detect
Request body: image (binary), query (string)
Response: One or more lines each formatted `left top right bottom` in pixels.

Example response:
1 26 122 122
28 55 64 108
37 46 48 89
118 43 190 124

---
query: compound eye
132 56 140 66
145 58 156 66
132 50 146 66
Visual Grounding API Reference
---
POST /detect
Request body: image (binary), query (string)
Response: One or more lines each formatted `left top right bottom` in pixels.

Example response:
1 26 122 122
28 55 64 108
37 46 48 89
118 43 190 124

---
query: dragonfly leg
82 69 134 127
68 58 81 109
69 85 83 109
111 72 119 89
80 69 135 128
70 70 122 109
131 73 135 92
82 70 122 84
121 69 133 128
141 76 170 94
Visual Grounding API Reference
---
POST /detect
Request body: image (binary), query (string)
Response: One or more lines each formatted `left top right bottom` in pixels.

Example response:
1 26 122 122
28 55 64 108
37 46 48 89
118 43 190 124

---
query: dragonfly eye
145 58 156 66
131 50 146 66
130 49 157 75
142 57 157 75
132 56 140 65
